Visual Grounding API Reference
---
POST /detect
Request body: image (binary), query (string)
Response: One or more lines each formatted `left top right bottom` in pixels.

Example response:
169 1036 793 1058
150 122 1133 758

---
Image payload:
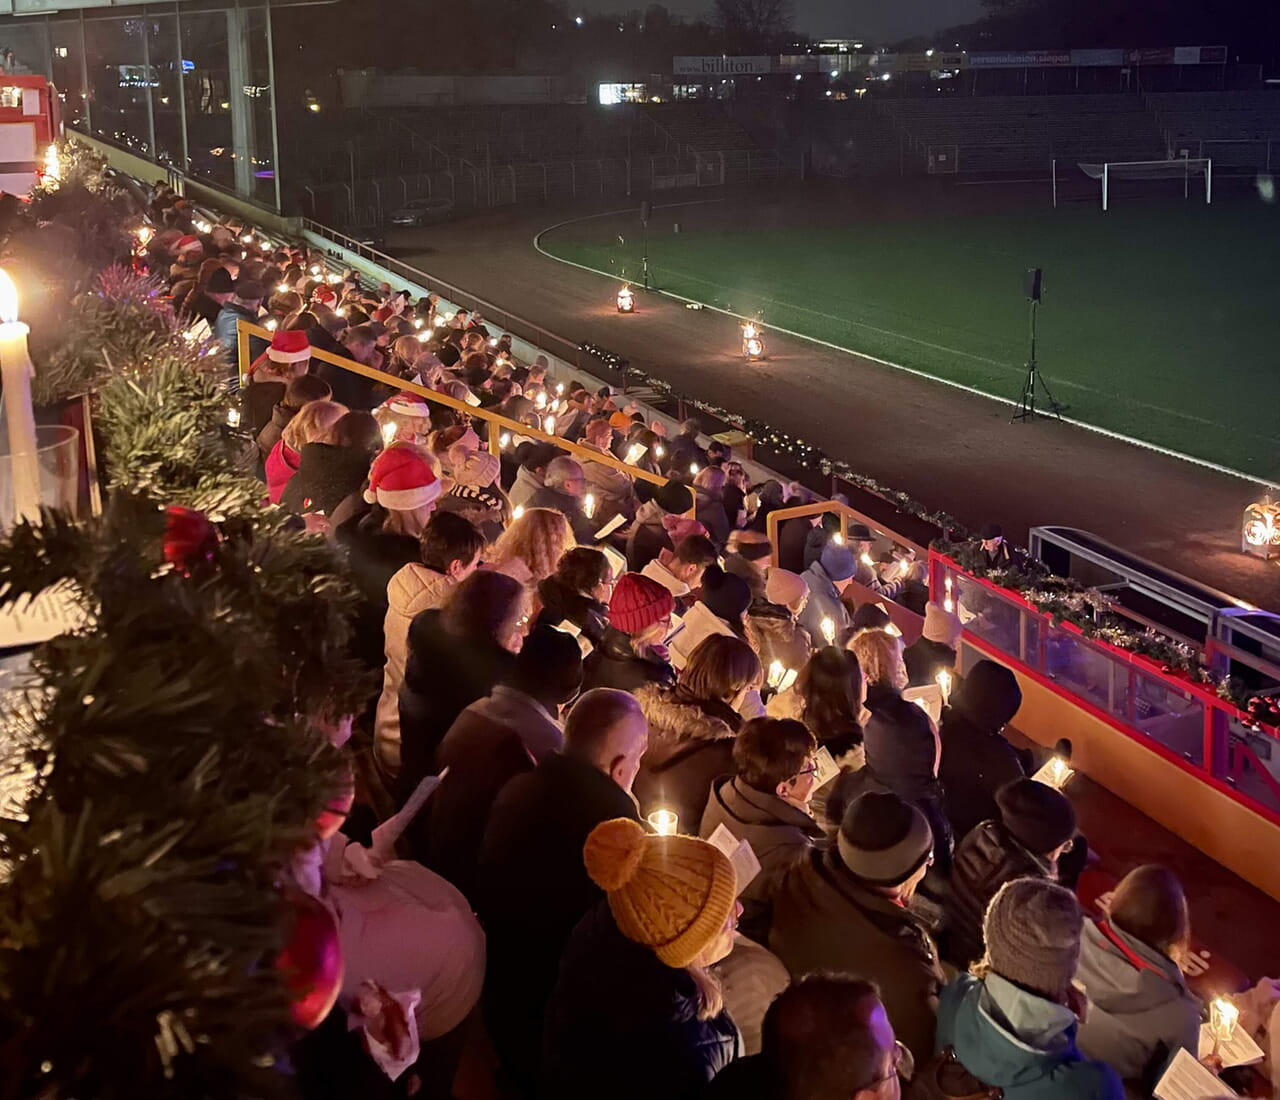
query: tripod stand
1011 298 1062 423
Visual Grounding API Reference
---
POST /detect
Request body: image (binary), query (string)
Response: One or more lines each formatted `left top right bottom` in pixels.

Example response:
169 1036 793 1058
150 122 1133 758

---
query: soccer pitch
539 195 1280 479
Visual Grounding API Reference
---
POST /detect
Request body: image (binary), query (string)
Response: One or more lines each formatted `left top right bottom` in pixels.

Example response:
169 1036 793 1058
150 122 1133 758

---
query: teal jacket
936 975 1123 1100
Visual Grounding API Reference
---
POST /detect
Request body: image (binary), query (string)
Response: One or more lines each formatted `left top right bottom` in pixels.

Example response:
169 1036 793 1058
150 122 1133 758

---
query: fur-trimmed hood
635 683 737 764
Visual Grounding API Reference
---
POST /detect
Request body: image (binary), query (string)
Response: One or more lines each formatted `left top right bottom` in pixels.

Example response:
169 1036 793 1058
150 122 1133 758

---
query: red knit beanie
609 573 675 635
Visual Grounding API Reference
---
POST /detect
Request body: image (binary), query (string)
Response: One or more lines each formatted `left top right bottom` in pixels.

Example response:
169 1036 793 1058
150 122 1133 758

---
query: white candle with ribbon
0 269 41 524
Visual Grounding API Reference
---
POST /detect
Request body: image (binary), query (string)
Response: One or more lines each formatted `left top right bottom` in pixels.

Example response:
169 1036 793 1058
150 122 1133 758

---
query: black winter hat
996 777 1076 855
206 267 234 295
700 566 750 626
837 791 933 886
952 659 1022 733
654 480 694 515
851 601 891 634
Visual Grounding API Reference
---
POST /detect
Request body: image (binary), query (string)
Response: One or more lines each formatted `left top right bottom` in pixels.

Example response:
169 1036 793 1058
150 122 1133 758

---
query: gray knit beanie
981 877 1083 1001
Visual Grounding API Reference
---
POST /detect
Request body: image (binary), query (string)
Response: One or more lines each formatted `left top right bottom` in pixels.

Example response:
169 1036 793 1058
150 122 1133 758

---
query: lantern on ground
742 320 765 361
616 284 635 313
1242 496 1280 559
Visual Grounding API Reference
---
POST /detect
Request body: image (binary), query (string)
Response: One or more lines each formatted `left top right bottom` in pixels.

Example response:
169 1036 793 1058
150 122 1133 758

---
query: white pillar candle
0 269 41 524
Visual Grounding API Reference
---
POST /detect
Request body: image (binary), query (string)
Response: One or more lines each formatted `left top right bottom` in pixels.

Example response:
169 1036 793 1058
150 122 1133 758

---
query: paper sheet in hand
598 542 627 580
812 746 841 788
1197 1024 1263 1069
667 602 735 670
593 512 627 541
708 823 761 893
0 583 87 648
903 684 943 725
1153 1047 1235 1100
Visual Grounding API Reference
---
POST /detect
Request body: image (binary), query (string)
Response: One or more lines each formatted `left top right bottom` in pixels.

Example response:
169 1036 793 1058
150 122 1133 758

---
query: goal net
1052 157 1212 211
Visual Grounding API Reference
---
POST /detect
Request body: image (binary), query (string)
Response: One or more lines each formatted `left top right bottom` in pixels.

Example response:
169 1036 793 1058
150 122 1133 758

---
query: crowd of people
137 200 1280 1100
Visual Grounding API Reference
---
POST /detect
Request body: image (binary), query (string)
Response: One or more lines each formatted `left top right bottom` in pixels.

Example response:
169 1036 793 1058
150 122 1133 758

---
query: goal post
1073 157 1212 211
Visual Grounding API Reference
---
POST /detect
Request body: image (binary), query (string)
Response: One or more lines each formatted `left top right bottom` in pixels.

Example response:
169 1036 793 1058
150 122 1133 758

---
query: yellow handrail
765 500 928 569
238 319 669 487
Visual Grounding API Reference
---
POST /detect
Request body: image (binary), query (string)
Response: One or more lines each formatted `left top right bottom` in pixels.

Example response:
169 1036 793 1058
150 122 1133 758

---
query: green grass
541 199 1280 479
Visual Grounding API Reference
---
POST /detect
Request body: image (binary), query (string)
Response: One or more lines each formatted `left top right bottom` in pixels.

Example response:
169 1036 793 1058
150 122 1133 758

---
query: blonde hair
685 963 724 1021
392 335 421 365
694 466 726 492
282 399 348 451
490 507 574 584
848 628 908 692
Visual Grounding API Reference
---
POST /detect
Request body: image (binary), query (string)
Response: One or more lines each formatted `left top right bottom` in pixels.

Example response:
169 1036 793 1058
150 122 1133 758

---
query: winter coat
699 777 826 943
702 1053 782 1100
507 463 546 510
279 442 373 517
188 290 225 330
321 837 485 1046
240 378 285 443
1075 920 1201 1082
417 686 561 902
666 431 708 474
936 974 1122 1100
627 498 675 572
827 694 950 868
722 483 747 532
744 601 812 675
905 637 958 688
634 683 740 828
543 901 740 1100
528 485 596 544
940 699 1031 848
796 561 851 644
315 350 377 410
945 820 1054 969
535 575 608 647
769 848 944 1062
477 752 642 1085
775 515 811 575
256 400 295 463
397 609 517 800
712 934 791 1057
581 445 638 525
265 439 301 503
582 627 677 693
214 301 258 379
696 487 731 552
374 563 455 775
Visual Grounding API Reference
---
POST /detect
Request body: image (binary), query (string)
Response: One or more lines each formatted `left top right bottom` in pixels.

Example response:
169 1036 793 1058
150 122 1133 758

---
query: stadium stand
1148 89 1280 170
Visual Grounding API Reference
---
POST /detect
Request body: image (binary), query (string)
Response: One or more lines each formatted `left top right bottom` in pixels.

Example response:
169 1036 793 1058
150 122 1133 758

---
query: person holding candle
265 397 347 503
626 478 696 572
745 565 813 676
904 601 963 688
938 659 1032 846
581 416 640 527
634 634 761 830
256 373 332 467
528 456 596 544
1075 865 1202 1086
487 506 575 592
535 546 613 647
797 540 856 646
213 277 266 389
542 817 741 1100
693 465 732 552
280 410 381 519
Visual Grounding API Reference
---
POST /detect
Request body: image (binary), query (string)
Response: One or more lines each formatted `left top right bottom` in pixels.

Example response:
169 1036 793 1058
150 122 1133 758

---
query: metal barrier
931 549 1280 900
236 319 667 489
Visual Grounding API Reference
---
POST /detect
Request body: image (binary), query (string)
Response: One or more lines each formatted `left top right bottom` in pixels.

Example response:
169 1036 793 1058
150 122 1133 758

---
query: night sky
579 0 988 43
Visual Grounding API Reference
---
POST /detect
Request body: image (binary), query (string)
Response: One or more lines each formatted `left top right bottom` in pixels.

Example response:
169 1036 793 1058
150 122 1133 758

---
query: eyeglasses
793 762 819 780
863 1041 909 1090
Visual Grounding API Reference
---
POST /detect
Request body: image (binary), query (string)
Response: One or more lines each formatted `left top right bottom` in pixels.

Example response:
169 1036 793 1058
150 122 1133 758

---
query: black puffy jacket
944 819 1054 968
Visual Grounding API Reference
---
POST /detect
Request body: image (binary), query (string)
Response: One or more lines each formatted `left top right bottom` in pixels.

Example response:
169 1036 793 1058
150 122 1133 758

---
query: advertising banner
967 50 1071 68
1070 48 1124 67
673 56 771 76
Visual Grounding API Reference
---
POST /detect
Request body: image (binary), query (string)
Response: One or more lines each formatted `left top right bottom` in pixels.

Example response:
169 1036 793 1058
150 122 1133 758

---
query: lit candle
0 269 41 523
584 492 596 519
380 420 397 445
654 443 665 460
241 233 254 244
936 669 952 706
860 552 875 568
414 318 424 329
136 225 154 247
277 282 290 294
647 808 678 836
767 659 786 689
535 391 547 410
555 382 565 395
226 407 241 428
944 574 954 613
545 415 556 435
499 432 511 449
832 532 844 546
1047 756 1074 790
624 443 645 465
1209 997 1240 1045
512 504 525 521
690 462 699 475
265 318 278 332
309 264 321 276
885 622 902 638
820 617 836 646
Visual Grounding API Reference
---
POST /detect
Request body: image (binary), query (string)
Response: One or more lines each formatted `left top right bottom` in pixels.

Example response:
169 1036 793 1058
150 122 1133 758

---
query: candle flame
820 617 836 646
584 493 596 518
512 504 525 521
0 269 19 325
380 420 397 445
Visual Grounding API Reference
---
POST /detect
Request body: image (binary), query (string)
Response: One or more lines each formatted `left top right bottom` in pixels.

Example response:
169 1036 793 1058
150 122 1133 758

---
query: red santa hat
371 306 394 324
176 234 202 253
386 391 432 418
363 444 441 511
267 330 312 364
312 286 337 306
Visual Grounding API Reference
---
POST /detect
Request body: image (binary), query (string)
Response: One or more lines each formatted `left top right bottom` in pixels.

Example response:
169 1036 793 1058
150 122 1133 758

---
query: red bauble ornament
276 892 343 1029
163 505 220 574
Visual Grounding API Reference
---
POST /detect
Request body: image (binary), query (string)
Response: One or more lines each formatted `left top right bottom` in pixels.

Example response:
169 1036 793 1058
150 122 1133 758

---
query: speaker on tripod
1012 267 1062 423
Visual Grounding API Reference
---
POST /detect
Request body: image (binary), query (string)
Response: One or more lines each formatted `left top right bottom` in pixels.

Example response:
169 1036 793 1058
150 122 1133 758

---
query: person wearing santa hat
377 391 434 447
167 233 205 287
241 329 314 443
335 445 446 658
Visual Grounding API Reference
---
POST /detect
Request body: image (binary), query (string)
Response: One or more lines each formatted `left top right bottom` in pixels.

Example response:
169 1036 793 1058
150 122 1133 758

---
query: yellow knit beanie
583 818 738 968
